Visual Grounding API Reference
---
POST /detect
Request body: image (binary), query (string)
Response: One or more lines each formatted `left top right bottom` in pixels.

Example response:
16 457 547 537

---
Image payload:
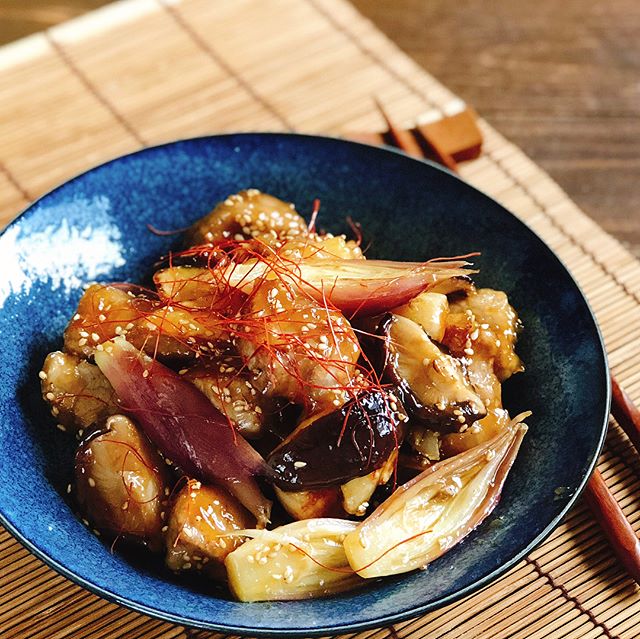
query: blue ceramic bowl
0 134 609 636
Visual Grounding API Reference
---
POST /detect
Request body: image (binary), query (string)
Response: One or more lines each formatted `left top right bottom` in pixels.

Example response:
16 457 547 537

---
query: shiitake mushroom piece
379 314 487 431
268 390 406 491
74 414 171 551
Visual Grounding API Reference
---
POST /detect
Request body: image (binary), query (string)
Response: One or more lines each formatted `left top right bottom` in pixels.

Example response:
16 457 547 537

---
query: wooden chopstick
610 375 640 455
374 100 640 585
584 469 640 583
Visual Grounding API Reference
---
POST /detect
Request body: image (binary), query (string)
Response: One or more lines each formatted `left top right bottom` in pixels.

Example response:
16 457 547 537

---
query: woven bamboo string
0 0 639 637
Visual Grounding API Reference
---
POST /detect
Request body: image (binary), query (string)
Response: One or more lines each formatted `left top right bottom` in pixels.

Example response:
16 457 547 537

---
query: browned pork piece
181 363 270 439
276 233 363 261
438 288 523 454
164 481 254 579
186 189 308 247
74 414 171 550
236 279 360 412
40 351 118 434
443 288 523 384
64 283 226 361
392 290 449 342
274 486 345 521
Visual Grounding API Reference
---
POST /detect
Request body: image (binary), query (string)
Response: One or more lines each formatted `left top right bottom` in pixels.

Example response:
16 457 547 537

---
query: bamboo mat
1 0 639 637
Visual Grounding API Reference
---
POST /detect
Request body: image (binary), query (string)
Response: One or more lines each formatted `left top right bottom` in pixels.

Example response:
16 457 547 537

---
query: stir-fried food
40 190 528 601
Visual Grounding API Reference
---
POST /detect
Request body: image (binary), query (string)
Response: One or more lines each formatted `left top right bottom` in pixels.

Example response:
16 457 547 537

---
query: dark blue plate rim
0 132 611 637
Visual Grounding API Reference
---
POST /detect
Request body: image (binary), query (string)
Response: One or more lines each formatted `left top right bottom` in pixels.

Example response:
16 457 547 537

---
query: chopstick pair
371 100 640 585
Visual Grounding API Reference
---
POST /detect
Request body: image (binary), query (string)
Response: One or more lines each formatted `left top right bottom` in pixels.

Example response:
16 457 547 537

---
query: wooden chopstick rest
374 98 458 172
346 100 482 169
416 103 483 162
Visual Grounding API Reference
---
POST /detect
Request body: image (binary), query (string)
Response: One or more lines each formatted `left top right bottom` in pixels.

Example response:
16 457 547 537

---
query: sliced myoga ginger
225 518 361 601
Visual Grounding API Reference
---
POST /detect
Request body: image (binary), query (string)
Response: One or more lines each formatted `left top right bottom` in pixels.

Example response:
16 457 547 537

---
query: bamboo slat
0 0 639 637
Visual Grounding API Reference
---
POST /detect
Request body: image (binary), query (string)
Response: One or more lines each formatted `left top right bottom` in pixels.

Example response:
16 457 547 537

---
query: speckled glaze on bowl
0 134 609 636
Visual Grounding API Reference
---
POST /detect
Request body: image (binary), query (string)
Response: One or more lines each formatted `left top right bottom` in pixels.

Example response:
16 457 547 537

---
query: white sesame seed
162 525 168 532
38 371 47 380
293 461 307 469
73 313 81 321
79 331 89 338
45 392 55 401
98 314 107 322
56 423 67 432
66 483 72 494
142 370 149 378
88 477 96 487
78 338 87 347
91 333 100 342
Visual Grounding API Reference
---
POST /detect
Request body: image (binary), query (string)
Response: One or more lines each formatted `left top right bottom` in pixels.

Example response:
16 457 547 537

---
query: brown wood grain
350 0 640 257
0 0 109 43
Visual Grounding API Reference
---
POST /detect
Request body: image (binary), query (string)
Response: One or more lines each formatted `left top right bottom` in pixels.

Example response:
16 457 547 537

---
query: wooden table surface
1 0 638 256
